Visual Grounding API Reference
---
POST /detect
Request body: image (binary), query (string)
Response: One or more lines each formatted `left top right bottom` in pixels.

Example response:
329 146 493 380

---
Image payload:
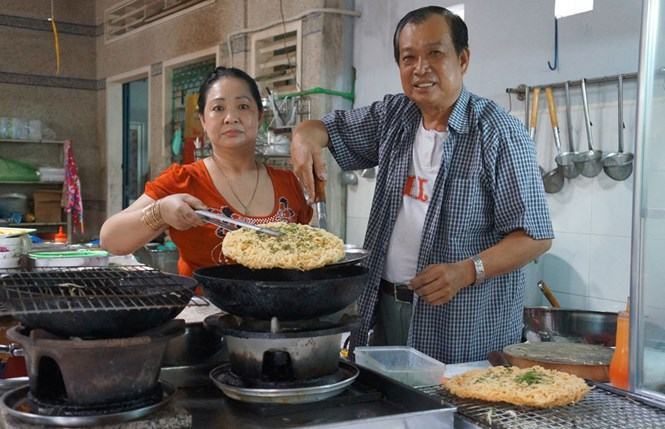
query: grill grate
0 266 195 315
418 383 665 428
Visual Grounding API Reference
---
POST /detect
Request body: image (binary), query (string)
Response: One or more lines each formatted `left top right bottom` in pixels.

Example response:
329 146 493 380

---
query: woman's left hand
159 194 208 230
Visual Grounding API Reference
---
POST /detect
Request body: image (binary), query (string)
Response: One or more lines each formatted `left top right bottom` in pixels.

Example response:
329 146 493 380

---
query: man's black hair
393 6 468 63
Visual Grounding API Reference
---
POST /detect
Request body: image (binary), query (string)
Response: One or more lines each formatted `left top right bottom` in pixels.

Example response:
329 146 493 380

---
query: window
249 21 302 95
122 79 148 208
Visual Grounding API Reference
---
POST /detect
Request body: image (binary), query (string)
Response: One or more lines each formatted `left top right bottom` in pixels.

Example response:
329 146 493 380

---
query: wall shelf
0 181 63 185
9 222 66 227
0 139 66 145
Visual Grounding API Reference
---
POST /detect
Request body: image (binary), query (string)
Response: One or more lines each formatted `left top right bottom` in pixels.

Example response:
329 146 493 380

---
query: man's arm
409 230 551 305
290 120 330 204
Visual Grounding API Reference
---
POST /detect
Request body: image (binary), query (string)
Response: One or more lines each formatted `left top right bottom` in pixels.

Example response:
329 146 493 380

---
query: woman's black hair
197 66 263 115
393 6 468 63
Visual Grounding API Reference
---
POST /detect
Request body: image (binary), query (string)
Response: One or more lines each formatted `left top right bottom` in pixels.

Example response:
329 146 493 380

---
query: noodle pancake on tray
443 365 589 408
222 222 345 271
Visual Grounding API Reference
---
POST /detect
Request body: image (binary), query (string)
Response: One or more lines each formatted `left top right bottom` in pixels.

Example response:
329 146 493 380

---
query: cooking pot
194 264 369 320
523 306 618 346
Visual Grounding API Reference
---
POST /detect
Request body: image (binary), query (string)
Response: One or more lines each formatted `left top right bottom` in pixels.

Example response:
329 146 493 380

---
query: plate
0 227 35 237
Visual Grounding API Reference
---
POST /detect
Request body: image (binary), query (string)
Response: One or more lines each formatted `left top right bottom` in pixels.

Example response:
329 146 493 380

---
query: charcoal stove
204 313 361 404
0 267 197 426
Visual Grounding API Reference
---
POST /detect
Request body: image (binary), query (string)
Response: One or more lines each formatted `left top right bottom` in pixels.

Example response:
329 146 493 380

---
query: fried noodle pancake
443 365 589 408
222 222 345 271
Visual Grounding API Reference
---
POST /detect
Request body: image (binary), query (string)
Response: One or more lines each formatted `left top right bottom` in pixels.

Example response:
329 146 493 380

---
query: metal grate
0 266 195 315
418 383 665 428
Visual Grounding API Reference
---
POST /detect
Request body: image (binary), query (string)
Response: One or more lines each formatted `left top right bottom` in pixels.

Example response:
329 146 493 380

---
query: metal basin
523 307 617 346
162 322 225 367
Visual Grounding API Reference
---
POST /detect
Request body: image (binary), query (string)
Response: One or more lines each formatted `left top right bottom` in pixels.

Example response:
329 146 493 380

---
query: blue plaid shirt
322 87 554 363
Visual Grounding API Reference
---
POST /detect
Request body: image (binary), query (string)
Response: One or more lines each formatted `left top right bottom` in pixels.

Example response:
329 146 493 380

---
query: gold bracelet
141 200 165 231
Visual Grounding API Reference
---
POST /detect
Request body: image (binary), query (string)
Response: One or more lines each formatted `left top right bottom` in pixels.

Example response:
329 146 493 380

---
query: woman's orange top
144 160 313 276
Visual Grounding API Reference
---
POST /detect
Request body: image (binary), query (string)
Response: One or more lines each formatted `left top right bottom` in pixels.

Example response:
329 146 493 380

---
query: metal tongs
195 210 283 237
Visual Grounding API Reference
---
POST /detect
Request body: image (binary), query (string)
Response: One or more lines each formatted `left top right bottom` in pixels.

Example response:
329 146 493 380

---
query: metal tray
175 361 456 428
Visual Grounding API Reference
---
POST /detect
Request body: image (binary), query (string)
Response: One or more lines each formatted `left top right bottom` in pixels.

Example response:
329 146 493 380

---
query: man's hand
160 194 207 231
291 120 330 203
409 260 475 305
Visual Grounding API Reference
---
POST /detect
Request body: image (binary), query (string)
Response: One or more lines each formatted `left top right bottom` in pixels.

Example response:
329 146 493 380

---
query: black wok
194 264 369 320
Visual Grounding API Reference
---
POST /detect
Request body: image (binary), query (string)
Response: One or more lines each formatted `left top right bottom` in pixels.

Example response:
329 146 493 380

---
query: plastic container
609 299 630 389
354 346 446 387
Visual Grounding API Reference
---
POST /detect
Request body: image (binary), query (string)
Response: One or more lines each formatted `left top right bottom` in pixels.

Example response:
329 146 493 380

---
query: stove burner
28 385 164 417
210 361 359 404
0 382 176 427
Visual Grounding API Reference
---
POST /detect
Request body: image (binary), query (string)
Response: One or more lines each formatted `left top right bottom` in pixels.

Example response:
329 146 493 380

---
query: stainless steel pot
523 306 618 346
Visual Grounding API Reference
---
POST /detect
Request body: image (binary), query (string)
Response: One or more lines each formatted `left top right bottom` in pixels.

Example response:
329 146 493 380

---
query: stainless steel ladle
542 87 565 193
529 87 546 176
602 74 634 181
558 81 583 178
546 86 578 180
576 78 603 177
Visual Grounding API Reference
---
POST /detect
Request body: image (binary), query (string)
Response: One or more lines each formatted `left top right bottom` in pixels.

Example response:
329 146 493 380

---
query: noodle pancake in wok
222 222 345 271
443 365 589 408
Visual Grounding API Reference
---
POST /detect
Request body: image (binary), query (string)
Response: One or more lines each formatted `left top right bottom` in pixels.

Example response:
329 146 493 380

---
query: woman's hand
159 194 208 230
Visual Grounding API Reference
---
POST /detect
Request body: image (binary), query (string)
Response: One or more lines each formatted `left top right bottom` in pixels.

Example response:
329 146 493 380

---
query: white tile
590 174 634 237
346 174 375 219
523 260 545 307
546 178 593 234
587 296 625 313
643 238 665 302
345 216 369 247
541 232 590 297
588 235 631 302
550 291 589 310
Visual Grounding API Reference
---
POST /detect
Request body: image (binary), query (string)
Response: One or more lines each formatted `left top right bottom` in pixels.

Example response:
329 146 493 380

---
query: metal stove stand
418 383 665 429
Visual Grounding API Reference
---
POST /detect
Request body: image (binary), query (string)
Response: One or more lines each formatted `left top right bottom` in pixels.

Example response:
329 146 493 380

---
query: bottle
609 298 630 389
54 226 67 244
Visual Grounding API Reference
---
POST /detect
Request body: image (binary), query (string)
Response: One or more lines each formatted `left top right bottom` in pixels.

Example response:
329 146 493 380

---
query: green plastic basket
0 157 39 182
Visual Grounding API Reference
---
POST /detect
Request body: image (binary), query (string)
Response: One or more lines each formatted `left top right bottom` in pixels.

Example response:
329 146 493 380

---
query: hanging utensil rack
506 72 638 101
0 266 194 315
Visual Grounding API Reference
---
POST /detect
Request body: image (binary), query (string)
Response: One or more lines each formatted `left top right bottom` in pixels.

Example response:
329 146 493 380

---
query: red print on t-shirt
403 175 428 202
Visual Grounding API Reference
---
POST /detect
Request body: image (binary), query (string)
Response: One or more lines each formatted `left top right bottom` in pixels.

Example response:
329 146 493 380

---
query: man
291 6 553 363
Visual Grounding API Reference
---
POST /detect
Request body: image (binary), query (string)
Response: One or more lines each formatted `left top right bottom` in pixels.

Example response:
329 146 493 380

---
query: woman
100 67 312 276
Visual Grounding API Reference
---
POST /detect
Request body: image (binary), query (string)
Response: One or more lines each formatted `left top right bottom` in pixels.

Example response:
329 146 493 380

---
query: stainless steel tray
175 362 456 428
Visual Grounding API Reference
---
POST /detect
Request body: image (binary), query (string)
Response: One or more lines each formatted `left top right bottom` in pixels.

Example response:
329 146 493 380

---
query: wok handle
314 175 326 204
537 280 561 308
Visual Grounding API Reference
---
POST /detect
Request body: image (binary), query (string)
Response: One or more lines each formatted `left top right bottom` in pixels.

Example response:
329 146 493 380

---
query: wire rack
418 383 665 428
0 266 195 315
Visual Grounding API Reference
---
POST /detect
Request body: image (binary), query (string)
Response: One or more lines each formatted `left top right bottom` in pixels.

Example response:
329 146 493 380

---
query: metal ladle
546 86 577 180
559 81 583 178
577 78 603 177
528 87 546 176
541 88 564 193
602 74 634 181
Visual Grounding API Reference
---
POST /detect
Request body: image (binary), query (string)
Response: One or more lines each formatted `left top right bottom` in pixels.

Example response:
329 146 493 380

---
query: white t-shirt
382 120 447 283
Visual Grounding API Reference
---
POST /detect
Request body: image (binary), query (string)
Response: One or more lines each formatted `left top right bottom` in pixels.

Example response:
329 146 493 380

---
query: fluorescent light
555 0 593 19
448 3 465 21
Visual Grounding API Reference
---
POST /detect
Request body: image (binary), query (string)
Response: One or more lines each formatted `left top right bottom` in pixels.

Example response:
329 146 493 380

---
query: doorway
122 79 148 208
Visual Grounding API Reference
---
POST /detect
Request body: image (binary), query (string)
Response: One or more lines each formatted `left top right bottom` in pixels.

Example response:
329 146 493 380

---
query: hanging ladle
529 87 546 176
576 78 603 177
560 81 583 178
541 87 565 193
602 74 634 181
546 86 578 179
